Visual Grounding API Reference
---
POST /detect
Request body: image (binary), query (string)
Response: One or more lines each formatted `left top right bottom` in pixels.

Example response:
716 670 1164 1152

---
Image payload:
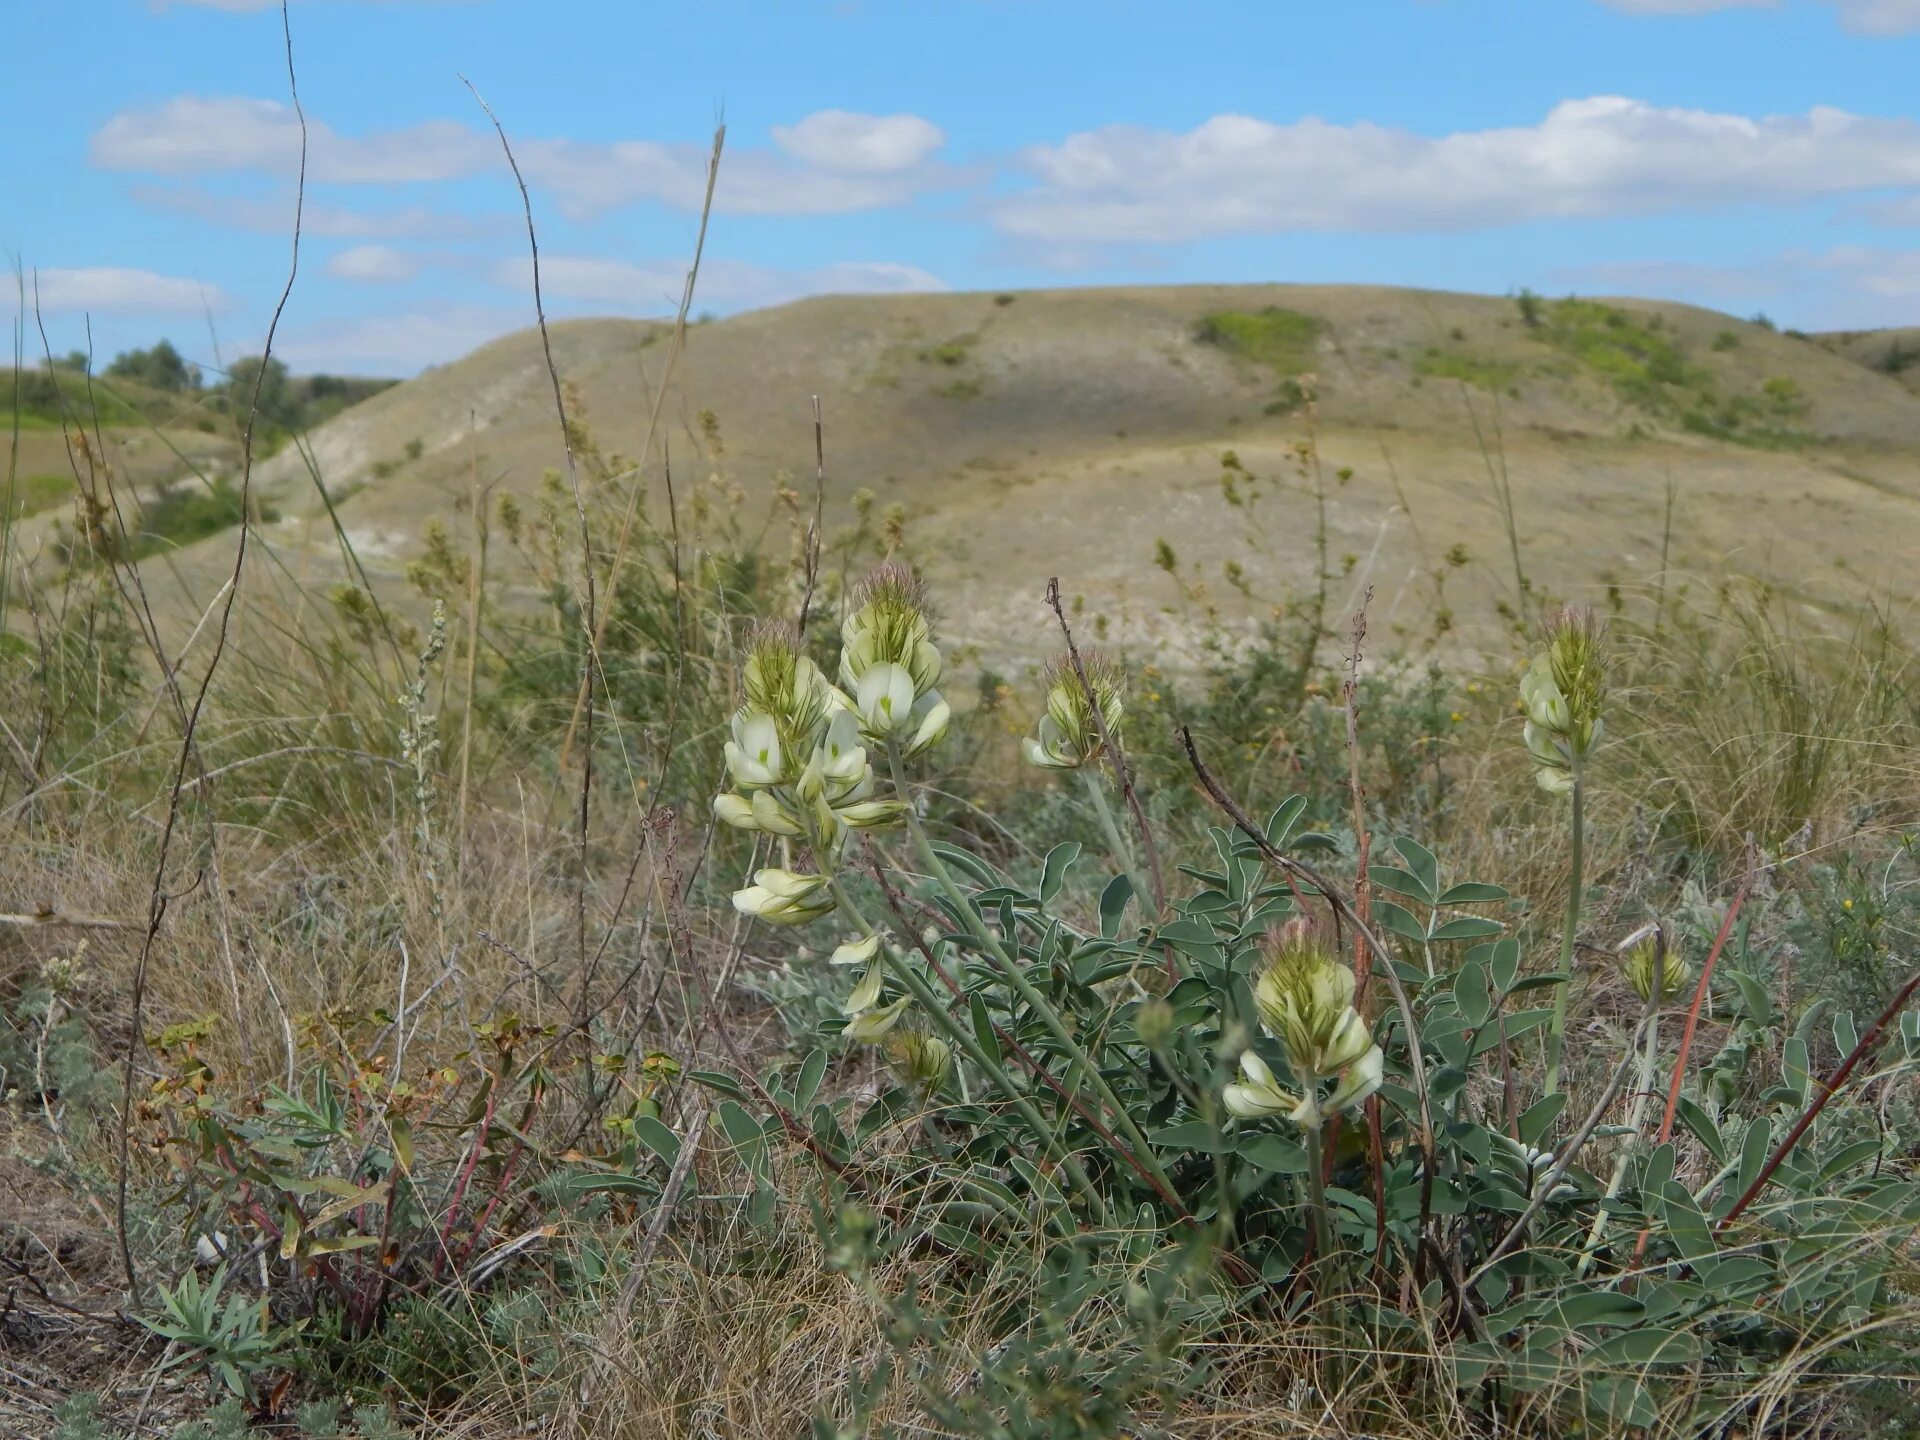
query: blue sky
10 0 1920 376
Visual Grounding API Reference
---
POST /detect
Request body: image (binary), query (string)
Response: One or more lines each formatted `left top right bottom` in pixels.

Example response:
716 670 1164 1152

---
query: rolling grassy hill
35 283 1920 660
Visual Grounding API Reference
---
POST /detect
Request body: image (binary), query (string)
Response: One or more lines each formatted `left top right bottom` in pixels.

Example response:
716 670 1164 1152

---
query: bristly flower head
840 564 941 692
1252 921 1372 1078
887 1029 953 1090
743 622 834 742
1521 606 1607 793
717 617 912 850
839 564 949 756
1023 652 1125 771
1235 919 1382 1128
1622 933 1692 1003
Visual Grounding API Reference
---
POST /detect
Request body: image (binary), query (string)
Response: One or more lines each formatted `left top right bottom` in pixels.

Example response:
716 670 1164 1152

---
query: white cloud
22 267 233 315
770 110 946 173
325 244 423 283
153 0 474 10
93 96 491 183
1831 0 1920 33
1598 0 1771 12
489 254 948 311
270 302 524 374
1849 192 1920 226
131 182 498 239
1555 245 1920 327
94 97 958 219
1597 0 1920 32
994 98 1920 249
518 129 960 221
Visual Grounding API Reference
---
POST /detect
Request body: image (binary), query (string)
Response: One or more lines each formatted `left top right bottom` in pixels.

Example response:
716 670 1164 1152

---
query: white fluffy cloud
93 96 491 183
1599 0 1770 12
1831 0 1920 32
132 183 499 240
269 302 524 374
490 254 947 311
994 97 1920 247
152 0 473 10
1597 0 1920 33
23 267 232 315
1556 245 1920 326
93 97 957 219
770 111 946 173
324 244 423 283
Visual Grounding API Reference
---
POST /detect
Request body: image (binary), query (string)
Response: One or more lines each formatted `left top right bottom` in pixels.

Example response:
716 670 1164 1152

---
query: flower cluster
838 565 950 758
1225 923 1383 1129
718 573 951 1042
1023 652 1125 771
1520 606 1606 793
715 623 915 925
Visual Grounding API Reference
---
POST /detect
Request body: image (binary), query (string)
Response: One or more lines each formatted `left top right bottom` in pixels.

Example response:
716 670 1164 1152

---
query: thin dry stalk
557 124 726 766
112 0 307 1301
460 73 601 1008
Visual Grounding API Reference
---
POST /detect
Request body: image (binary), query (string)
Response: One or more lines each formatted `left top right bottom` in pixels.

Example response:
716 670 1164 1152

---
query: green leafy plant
141 1263 289 1399
685 566 1920 1437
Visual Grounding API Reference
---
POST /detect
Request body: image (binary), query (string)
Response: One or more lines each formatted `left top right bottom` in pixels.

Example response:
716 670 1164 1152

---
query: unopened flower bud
1134 996 1174 1053
1023 652 1125 771
887 1030 953 1090
1622 934 1692 1003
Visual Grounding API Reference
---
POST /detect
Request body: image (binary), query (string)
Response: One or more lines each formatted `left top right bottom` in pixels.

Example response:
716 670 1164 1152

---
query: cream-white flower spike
843 995 912 1043
854 663 918 739
724 711 786 790
830 934 882 966
1519 607 1606 794
1223 1050 1301 1120
839 564 942 692
731 868 835 926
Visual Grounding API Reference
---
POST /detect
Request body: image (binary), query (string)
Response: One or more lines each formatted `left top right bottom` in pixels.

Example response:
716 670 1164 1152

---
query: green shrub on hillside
1414 346 1521 392
1193 305 1323 374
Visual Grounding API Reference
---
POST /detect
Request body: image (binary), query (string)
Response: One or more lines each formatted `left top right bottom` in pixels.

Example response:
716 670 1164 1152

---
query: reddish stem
1625 857 1754 1278
1656 863 1755 1147
433 1075 500 1280
1716 968 1920 1234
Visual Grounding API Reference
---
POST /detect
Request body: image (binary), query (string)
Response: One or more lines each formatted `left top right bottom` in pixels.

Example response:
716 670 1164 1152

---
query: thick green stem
825 874 1107 1223
1300 1113 1334 1274
1544 770 1584 1097
886 742 1179 1200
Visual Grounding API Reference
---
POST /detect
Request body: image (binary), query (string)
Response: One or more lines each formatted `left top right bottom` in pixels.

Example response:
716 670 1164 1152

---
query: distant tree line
30 340 394 437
